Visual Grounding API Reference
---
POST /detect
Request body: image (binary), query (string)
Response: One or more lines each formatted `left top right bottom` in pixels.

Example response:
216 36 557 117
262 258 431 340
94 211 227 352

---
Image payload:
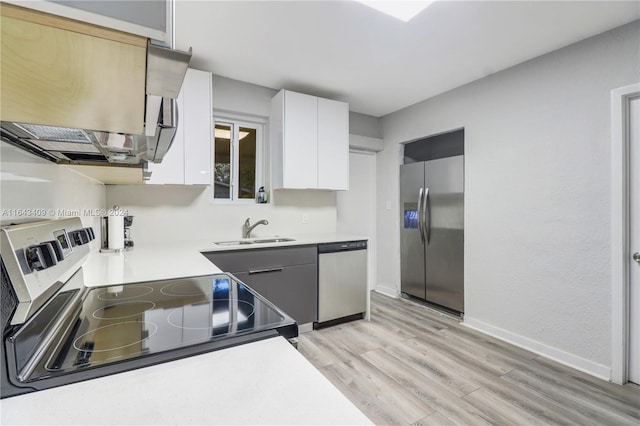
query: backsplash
0 142 106 231
105 184 337 244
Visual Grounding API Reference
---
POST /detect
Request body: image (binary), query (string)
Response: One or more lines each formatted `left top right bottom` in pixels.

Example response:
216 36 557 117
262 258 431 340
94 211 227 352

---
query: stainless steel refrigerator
400 155 464 313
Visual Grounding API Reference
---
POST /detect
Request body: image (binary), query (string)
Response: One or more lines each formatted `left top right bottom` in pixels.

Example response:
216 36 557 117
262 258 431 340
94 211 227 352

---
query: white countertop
82 242 223 287
3 233 372 424
82 233 367 287
202 233 368 252
1 336 372 425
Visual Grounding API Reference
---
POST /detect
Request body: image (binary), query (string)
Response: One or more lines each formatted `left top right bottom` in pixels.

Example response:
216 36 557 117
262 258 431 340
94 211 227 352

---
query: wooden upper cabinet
0 3 146 135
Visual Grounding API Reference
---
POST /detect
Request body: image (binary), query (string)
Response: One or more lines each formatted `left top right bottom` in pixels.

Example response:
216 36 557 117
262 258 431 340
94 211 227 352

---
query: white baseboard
463 316 611 381
373 284 399 299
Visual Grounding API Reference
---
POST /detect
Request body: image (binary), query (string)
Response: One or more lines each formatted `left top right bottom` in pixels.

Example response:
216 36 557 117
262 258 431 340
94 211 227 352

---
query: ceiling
175 1 639 118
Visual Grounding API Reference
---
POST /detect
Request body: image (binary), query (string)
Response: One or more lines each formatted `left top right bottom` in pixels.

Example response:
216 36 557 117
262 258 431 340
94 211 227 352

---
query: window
213 117 262 202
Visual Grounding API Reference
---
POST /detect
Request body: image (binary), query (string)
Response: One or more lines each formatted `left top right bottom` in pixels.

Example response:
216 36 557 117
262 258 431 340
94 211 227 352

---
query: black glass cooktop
8 274 297 388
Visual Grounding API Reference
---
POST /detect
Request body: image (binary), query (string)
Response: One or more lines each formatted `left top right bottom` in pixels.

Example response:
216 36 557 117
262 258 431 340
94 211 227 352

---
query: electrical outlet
385 201 392 210
302 213 310 224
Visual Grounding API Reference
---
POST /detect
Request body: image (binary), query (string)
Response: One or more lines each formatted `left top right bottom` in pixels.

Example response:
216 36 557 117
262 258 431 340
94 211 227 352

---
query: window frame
212 112 265 204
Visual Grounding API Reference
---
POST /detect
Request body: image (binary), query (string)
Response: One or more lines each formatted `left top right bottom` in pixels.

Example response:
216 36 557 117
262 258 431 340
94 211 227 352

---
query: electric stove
1 218 297 398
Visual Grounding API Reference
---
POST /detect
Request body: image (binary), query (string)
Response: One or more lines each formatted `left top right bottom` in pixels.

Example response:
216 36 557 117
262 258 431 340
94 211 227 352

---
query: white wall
212 75 277 117
106 185 337 243
106 74 341 244
378 21 640 379
349 112 382 139
0 142 106 231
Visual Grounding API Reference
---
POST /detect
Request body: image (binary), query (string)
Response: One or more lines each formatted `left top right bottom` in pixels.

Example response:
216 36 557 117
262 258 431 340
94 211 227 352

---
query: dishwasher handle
318 240 367 253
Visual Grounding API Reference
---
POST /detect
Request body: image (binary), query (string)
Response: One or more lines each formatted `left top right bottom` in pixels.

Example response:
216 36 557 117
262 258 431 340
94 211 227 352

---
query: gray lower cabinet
203 246 318 325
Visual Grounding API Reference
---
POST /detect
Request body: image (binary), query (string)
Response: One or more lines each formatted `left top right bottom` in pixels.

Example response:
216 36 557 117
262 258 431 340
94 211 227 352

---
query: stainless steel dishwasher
317 240 367 326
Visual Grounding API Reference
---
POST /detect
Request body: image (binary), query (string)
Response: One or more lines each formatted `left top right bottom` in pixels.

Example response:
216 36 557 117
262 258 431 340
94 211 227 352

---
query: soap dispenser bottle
257 186 267 203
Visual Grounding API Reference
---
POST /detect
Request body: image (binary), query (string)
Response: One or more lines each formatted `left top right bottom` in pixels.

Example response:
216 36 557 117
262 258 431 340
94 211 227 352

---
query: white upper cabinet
182 69 213 185
147 68 212 185
270 90 349 190
318 97 349 190
279 91 318 189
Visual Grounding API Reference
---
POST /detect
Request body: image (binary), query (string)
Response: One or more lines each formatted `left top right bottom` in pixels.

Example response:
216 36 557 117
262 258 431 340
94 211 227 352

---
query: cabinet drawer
234 264 318 324
204 246 317 273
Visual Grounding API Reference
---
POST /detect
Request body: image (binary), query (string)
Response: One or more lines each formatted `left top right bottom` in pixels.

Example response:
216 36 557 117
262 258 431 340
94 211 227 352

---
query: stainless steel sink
253 238 296 244
214 237 295 246
215 240 255 246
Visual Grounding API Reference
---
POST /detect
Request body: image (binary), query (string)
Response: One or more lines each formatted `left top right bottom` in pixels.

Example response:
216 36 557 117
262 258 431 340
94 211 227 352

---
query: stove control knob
43 239 65 262
69 231 81 246
25 242 58 271
70 229 91 246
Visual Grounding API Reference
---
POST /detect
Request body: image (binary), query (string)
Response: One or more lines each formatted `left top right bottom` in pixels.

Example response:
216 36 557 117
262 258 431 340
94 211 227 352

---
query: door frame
611 82 640 384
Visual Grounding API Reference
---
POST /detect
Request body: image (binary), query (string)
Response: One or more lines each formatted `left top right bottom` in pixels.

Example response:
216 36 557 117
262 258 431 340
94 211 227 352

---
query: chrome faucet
243 218 269 239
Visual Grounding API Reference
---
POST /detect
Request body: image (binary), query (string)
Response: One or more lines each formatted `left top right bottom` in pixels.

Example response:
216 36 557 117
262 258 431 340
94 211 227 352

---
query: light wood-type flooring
297 292 640 425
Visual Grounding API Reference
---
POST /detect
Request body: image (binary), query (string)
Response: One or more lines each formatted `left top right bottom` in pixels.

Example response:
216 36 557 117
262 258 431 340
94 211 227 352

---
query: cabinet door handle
249 267 284 274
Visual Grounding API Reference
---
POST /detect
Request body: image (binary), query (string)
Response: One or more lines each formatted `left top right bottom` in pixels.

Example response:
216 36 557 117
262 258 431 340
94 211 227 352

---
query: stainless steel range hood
0 42 192 166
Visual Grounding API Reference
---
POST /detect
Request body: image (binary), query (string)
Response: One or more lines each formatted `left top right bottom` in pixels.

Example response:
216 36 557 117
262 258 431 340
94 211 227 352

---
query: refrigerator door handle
423 187 430 243
417 188 425 243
